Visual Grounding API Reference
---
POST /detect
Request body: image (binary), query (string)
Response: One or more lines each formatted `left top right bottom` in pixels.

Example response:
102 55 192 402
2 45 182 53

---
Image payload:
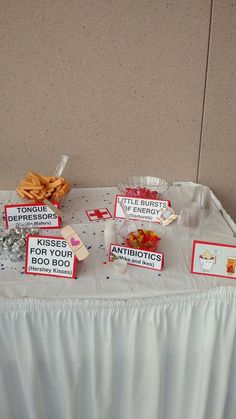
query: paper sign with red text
191 240 236 279
114 195 170 223
4 203 61 229
109 243 164 271
25 235 77 278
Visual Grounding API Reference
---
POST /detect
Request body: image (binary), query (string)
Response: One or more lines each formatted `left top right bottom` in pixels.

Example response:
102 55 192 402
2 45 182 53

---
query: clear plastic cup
191 185 211 221
176 202 200 238
112 259 128 274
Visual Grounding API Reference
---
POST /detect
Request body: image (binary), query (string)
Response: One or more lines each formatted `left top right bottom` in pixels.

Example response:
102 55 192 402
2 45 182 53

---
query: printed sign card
109 243 164 271
4 203 61 230
25 235 77 278
114 195 170 223
191 240 236 279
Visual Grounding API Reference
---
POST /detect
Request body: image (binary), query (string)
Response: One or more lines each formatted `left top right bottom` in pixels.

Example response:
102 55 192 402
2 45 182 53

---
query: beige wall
0 0 235 221
199 0 236 221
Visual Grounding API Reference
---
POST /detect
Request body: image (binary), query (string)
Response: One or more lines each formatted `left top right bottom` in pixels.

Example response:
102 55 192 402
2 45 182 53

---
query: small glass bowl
119 220 165 252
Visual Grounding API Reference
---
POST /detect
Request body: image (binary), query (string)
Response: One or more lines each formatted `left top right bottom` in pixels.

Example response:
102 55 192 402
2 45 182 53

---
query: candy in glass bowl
119 220 165 252
118 176 169 199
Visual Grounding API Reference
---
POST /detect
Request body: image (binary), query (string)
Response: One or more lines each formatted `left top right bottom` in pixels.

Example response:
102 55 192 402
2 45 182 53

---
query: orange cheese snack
17 171 71 203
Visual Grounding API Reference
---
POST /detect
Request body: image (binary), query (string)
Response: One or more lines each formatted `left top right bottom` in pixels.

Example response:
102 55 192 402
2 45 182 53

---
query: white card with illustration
191 240 236 279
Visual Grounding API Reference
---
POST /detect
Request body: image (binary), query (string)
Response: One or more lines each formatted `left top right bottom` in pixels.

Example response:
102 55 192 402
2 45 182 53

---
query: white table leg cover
0 287 235 419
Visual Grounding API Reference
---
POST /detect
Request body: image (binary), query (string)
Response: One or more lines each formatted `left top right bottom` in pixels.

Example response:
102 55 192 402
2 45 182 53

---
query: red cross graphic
86 208 112 221
89 209 108 219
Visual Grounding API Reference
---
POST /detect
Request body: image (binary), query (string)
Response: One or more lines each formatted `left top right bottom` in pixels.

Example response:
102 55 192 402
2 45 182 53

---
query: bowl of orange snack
16 171 71 204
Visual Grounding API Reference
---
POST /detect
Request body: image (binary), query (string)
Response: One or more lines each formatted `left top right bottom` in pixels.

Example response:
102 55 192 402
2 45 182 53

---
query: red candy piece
125 229 160 252
125 187 159 199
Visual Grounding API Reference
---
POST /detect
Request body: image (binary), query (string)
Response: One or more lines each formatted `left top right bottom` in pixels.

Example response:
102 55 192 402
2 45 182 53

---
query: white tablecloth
0 183 235 299
0 183 236 419
0 289 236 419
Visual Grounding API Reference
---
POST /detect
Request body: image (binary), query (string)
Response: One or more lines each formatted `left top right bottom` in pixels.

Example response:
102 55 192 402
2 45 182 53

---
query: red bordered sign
4 203 61 230
109 243 164 271
25 235 77 279
114 195 171 223
191 240 236 280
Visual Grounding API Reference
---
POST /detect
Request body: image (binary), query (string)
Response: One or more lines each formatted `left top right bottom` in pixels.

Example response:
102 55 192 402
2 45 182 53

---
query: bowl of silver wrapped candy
0 227 39 262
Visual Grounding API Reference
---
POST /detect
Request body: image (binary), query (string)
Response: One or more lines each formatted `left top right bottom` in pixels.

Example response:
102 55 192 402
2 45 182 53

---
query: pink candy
125 187 159 199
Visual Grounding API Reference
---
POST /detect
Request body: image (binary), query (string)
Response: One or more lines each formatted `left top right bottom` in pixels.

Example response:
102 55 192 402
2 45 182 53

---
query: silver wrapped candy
18 238 26 248
6 237 14 246
0 227 39 262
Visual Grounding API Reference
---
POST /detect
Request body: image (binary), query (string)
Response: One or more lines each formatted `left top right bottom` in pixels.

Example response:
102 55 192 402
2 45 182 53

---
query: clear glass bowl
118 176 169 196
119 220 165 252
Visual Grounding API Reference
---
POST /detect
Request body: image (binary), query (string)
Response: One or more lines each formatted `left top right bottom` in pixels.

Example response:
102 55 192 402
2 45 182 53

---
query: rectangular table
0 183 235 419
